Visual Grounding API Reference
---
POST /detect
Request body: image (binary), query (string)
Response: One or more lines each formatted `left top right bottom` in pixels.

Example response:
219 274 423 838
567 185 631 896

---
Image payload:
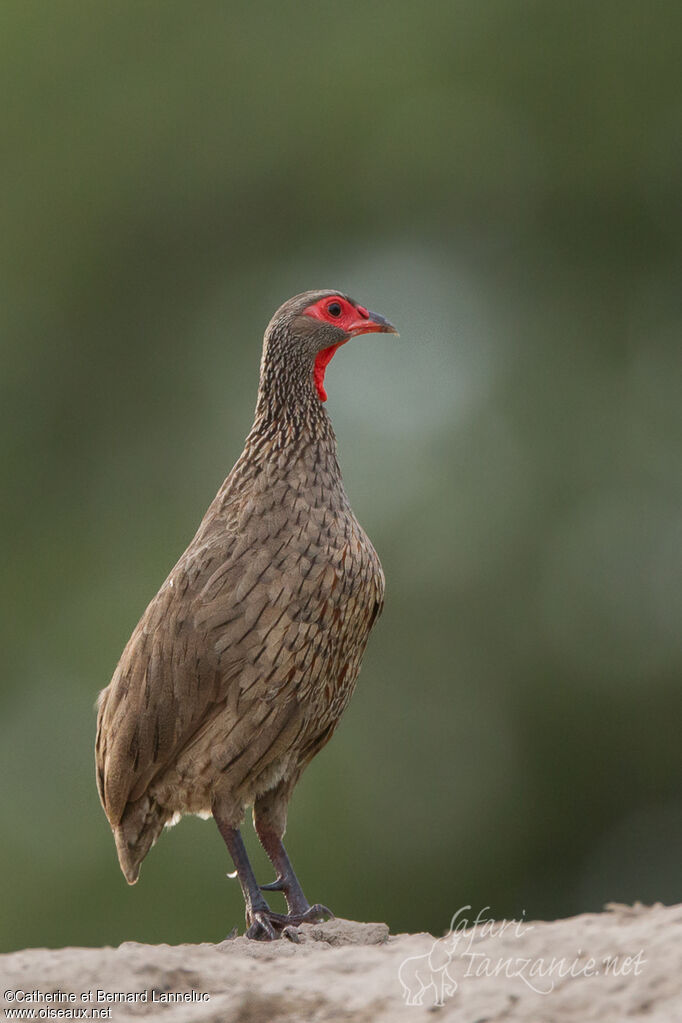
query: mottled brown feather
95 290 386 883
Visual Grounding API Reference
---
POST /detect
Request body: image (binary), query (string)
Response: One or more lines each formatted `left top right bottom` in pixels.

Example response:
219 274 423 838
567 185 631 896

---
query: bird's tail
113 795 168 885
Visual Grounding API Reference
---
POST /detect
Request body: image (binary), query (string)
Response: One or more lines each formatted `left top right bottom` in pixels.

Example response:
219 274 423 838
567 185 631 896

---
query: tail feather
113 795 168 884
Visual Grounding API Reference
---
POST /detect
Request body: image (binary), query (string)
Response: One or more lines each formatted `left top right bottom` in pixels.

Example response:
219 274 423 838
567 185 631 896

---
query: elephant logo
398 934 458 1007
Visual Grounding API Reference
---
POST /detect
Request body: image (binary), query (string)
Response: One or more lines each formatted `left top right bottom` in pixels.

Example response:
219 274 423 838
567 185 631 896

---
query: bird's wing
95 534 237 825
95 507 332 827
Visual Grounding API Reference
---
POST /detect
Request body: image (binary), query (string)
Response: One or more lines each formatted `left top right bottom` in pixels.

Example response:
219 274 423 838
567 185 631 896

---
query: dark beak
348 310 399 338
368 310 399 334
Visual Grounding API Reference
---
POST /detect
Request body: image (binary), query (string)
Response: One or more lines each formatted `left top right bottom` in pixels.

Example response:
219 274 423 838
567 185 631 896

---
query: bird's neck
242 353 342 479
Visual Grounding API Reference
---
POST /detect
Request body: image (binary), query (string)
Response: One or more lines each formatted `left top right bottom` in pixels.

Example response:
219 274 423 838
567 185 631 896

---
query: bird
95 289 397 940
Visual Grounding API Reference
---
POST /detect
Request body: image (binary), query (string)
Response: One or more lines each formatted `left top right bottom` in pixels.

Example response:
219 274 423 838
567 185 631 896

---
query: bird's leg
257 826 314 917
253 795 333 925
214 812 295 941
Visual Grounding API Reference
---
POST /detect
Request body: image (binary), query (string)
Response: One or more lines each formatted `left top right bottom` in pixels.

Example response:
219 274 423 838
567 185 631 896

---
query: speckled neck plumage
243 320 344 480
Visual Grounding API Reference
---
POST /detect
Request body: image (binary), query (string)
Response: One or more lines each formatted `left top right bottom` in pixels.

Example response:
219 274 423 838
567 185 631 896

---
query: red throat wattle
303 293 396 402
314 343 345 402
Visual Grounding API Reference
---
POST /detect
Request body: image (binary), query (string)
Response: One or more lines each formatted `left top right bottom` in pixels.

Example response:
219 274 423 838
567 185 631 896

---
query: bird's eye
327 302 342 317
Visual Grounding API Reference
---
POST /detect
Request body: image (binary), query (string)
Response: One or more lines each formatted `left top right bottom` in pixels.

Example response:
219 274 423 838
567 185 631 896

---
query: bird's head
262 290 398 403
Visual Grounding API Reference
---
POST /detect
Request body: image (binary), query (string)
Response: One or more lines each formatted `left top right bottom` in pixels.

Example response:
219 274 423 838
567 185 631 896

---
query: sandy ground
2 904 681 1022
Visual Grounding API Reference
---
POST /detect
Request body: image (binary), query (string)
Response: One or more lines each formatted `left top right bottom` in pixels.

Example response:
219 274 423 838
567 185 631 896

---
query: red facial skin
302 295 393 402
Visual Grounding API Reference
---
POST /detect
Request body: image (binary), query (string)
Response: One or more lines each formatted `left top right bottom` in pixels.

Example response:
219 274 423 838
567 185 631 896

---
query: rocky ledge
2 904 681 1021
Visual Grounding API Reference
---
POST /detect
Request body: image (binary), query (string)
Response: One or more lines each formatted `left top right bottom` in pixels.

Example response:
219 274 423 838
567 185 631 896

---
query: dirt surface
2 905 681 1022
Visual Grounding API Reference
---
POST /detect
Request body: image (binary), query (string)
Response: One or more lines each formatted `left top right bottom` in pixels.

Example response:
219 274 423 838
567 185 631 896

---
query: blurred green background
2 1 681 952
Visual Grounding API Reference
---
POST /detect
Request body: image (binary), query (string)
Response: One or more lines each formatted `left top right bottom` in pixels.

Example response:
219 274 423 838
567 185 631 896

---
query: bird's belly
151 738 296 818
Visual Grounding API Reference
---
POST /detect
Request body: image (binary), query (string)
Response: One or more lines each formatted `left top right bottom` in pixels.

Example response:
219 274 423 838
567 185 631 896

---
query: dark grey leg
214 814 292 940
255 820 333 924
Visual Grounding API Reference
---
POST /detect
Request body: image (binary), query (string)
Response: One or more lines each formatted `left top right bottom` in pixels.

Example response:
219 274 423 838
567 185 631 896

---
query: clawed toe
244 902 333 940
286 903 334 925
309 902 334 921
245 909 290 941
245 911 276 941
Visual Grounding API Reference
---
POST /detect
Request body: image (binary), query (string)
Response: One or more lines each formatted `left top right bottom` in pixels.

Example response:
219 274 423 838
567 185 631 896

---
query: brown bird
95 289 397 940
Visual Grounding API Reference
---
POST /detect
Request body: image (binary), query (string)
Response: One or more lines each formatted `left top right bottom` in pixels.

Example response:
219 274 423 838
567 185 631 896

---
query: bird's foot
285 902 334 925
259 877 334 924
245 902 333 940
245 906 303 942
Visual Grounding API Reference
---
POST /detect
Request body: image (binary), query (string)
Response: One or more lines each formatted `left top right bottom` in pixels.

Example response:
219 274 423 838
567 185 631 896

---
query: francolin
96 290 396 939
